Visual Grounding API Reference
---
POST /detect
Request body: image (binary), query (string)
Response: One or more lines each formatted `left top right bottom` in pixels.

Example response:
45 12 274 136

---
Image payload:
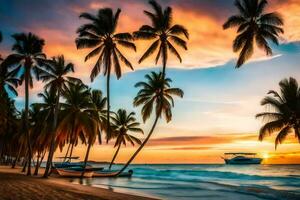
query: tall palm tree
223 0 284 68
3 32 47 175
116 71 183 175
256 77 300 149
133 0 188 78
109 109 143 170
76 8 136 140
39 55 78 178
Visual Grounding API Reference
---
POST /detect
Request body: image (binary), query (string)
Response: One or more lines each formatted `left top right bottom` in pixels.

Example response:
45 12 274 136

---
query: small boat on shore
57 168 94 178
93 170 133 178
222 153 262 164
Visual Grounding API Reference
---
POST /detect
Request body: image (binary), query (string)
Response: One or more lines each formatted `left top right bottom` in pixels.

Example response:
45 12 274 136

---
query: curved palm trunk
109 143 121 170
115 114 160 176
24 66 32 176
44 90 60 178
80 142 92 178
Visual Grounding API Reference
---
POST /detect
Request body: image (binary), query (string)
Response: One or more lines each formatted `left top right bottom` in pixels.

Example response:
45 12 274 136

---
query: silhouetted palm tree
3 32 47 175
223 0 284 68
116 71 183 175
76 8 136 140
109 109 143 169
256 77 300 149
39 55 79 178
133 0 188 78
0 60 19 97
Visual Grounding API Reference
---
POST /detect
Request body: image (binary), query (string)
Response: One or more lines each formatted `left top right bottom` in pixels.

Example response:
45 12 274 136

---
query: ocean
72 164 300 200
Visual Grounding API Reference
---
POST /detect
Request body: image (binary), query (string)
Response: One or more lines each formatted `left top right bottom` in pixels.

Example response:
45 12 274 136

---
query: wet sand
0 166 156 200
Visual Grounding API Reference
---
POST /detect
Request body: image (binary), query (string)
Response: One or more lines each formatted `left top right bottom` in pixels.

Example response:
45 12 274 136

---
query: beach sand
0 166 155 200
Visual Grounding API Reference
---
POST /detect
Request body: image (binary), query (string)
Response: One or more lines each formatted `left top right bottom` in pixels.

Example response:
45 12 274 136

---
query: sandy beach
0 166 155 200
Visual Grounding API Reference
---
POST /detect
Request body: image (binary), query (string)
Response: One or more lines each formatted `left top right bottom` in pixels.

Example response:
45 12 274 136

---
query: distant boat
222 153 263 164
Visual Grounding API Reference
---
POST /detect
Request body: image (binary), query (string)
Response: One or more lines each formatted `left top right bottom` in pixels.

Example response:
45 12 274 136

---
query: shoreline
0 165 157 200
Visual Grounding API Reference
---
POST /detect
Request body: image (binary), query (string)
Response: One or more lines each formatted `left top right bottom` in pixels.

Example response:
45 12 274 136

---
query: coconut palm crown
133 0 189 77
223 0 284 68
134 71 184 123
256 77 300 149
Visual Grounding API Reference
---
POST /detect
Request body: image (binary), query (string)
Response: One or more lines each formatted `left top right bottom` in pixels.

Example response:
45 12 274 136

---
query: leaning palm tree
109 109 143 170
39 55 79 178
223 0 284 68
3 32 47 175
76 8 136 140
133 0 188 78
116 71 183 175
256 77 300 149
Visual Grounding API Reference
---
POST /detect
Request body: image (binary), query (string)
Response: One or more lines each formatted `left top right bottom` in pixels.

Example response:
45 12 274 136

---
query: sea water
74 164 300 199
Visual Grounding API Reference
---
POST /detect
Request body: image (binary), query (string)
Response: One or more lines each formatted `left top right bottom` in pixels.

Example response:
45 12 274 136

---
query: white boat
57 168 94 178
222 153 262 164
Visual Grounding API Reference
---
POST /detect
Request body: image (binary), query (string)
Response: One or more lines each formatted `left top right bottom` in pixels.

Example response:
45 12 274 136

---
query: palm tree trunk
24 65 32 176
109 143 121 170
115 114 160 176
12 143 23 168
106 66 111 142
34 152 41 175
81 142 92 178
161 40 167 79
69 142 75 161
22 157 27 172
44 90 60 178
35 150 46 176
63 143 71 162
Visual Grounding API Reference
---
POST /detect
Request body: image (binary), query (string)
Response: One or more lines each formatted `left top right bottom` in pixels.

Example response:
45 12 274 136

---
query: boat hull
57 169 94 178
93 170 133 178
224 158 262 164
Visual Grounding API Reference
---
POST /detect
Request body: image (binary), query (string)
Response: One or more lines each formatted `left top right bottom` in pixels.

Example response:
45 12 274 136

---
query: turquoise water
74 164 300 199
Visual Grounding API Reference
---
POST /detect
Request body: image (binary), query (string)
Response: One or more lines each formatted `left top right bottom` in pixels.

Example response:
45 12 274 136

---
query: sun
262 153 270 159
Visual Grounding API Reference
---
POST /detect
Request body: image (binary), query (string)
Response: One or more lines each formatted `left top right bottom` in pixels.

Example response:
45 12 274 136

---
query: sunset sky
1 0 300 164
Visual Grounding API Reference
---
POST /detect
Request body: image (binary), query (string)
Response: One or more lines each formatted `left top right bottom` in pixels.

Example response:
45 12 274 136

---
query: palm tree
3 32 47 175
81 90 107 178
76 8 136 141
256 77 300 149
115 71 183 175
109 109 143 170
0 60 19 97
133 0 188 78
56 83 101 178
223 0 284 68
39 55 78 178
